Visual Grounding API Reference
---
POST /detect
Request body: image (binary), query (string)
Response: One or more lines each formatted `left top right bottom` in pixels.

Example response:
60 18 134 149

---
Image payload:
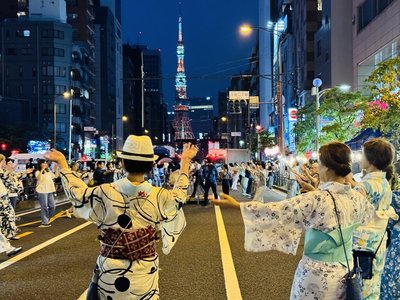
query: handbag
327 191 364 300
352 230 386 280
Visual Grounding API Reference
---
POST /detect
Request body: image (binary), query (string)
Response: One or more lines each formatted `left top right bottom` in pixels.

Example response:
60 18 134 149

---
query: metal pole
141 52 144 129
68 99 72 162
277 39 284 155
54 102 57 148
315 88 320 152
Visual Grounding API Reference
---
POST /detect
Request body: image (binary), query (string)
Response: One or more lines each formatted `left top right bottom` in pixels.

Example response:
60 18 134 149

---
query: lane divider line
18 209 69 228
15 232 34 239
16 199 69 217
0 221 92 271
77 289 88 300
214 205 243 300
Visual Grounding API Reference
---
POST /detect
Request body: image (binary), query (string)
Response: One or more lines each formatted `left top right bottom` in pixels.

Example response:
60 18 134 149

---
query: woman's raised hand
181 143 198 161
211 193 241 209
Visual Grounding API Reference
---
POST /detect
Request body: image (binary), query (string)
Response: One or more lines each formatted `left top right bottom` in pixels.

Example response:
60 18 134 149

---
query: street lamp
239 22 286 155
312 80 352 151
144 129 149 135
221 116 227 122
122 115 128 122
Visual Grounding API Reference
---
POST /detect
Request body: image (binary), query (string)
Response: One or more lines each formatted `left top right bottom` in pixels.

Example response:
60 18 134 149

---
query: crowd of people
1 135 400 299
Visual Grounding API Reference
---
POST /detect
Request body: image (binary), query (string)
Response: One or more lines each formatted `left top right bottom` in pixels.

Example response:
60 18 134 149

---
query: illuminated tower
172 12 195 141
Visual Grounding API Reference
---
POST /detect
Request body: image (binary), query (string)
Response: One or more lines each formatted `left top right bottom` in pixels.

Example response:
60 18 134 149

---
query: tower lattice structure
172 15 195 141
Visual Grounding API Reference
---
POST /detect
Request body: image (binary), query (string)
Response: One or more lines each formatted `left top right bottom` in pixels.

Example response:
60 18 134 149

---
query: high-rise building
0 1 73 150
189 97 214 140
122 44 167 143
66 0 97 158
93 0 122 153
353 0 399 93
172 15 195 141
314 0 353 89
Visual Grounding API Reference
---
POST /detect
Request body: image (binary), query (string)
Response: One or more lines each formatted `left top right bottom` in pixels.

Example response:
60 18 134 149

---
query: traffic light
1 143 7 151
234 100 241 113
228 100 234 113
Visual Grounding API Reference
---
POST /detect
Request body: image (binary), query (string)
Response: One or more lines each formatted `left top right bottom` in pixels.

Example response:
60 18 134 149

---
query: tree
360 56 400 147
249 130 275 157
294 88 364 153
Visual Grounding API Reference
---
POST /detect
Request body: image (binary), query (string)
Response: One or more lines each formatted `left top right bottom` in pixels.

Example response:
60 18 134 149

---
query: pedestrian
231 163 240 191
267 162 275 189
189 159 205 200
3 158 33 209
346 138 398 299
46 135 197 299
380 165 400 299
287 160 300 198
213 142 374 299
104 162 115 183
0 155 19 240
220 164 231 195
35 159 58 227
203 160 218 206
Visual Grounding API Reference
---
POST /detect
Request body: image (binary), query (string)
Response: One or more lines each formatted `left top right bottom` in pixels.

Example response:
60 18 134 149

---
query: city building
353 0 399 93
122 44 167 143
314 0 353 89
0 0 74 151
189 97 214 140
66 0 97 159
93 0 122 154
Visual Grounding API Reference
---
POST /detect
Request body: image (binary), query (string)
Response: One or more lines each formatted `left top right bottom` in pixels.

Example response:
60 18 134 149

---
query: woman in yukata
213 142 374 299
346 138 398 300
380 165 400 299
45 135 197 300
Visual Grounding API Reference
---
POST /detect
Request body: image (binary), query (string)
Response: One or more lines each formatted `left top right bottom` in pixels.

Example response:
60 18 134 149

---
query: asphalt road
0 187 302 300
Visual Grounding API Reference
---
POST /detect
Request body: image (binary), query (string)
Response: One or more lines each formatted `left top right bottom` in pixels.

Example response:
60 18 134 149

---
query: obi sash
304 225 357 266
99 226 158 261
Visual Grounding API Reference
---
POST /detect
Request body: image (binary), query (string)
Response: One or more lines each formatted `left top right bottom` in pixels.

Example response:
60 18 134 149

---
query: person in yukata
45 135 197 300
213 142 374 299
346 138 398 300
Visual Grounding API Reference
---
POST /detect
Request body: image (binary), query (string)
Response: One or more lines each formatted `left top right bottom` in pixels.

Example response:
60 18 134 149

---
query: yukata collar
111 177 152 196
318 181 352 194
362 171 386 180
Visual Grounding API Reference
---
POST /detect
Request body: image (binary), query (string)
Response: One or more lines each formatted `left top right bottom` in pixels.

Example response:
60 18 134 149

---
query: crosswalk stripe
0 221 92 271
214 205 243 300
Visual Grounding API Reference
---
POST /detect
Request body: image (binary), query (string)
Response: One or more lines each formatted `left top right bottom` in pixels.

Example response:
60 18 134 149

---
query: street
0 187 303 300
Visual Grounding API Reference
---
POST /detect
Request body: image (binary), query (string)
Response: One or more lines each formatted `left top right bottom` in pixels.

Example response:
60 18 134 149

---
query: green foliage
249 131 275 155
294 88 364 153
361 56 400 144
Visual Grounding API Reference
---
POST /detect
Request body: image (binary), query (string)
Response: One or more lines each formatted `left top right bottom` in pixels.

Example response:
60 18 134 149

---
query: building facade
353 0 399 93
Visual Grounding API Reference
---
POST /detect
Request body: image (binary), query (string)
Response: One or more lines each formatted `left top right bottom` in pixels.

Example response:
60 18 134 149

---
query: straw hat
116 135 158 161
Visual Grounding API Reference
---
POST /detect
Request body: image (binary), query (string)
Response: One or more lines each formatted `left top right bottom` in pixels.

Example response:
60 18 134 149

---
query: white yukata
60 168 189 300
240 182 374 299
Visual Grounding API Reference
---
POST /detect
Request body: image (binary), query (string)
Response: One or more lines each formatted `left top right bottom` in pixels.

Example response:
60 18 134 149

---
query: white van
8 153 46 172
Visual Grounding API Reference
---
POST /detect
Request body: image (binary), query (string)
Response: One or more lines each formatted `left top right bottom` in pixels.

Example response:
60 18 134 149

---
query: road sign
84 126 96 132
288 108 298 121
231 132 241 137
221 133 229 140
229 91 249 100
249 96 259 109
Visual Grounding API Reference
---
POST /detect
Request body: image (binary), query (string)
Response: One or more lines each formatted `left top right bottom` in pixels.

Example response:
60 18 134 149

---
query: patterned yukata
0 178 16 253
60 167 189 300
240 182 374 300
0 171 17 238
380 190 400 299
353 172 398 300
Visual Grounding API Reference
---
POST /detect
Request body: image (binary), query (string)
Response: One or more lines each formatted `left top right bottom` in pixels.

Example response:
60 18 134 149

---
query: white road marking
214 205 243 300
0 221 92 271
77 289 88 300
16 199 70 217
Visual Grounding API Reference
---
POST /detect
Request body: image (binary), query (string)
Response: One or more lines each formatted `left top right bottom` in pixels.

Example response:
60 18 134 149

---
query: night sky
121 0 258 110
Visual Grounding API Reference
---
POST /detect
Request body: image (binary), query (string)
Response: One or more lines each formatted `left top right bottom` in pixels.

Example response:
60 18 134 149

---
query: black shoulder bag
327 191 364 300
352 229 386 280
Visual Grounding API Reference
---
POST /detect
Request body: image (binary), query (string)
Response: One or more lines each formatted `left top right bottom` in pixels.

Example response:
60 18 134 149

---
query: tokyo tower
172 10 195 141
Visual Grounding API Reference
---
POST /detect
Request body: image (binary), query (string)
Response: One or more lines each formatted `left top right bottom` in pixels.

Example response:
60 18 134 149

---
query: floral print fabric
240 182 374 299
353 172 398 300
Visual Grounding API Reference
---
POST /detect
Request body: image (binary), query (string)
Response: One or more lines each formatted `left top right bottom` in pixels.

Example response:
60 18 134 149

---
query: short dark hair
123 159 153 174
363 138 394 171
5 158 14 164
96 161 103 167
319 142 352 177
